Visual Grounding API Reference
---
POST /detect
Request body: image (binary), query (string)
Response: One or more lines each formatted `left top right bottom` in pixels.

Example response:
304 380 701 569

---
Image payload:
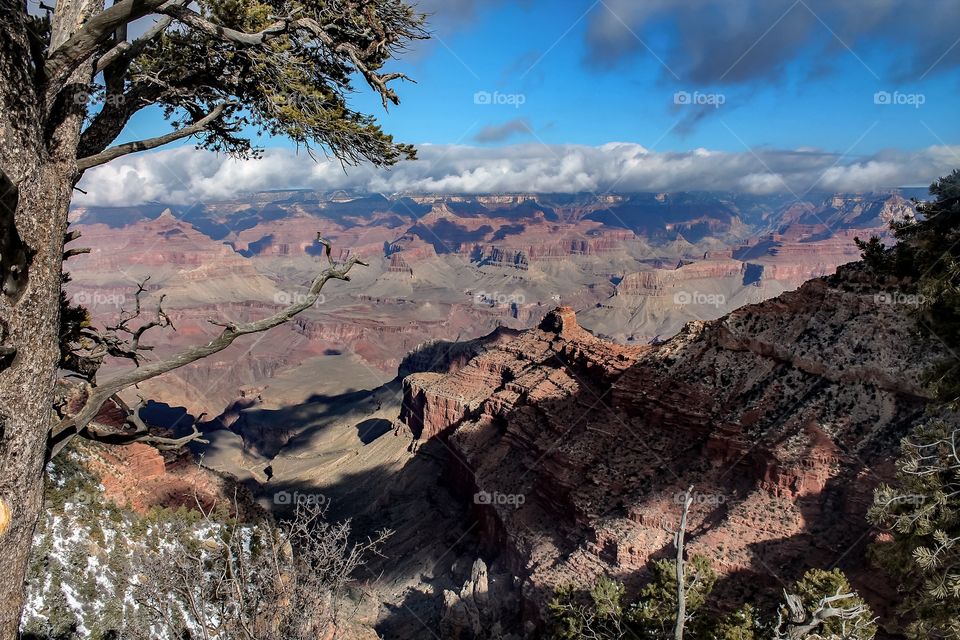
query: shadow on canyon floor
263 438 489 638
356 418 394 444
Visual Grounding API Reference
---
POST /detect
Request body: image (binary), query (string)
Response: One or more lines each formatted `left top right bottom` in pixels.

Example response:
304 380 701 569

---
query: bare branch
50 250 367 457
63 247 91 260
94 4 185 74
76 82 167 160
674 484 694 640
105 277 175 358
81 394 210 449
44 0 173 95
776 588 875 640
76 102 232 172
63 277 176 381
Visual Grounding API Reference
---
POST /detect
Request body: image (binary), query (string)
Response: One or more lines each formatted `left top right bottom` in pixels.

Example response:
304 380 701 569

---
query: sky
76 0 960 205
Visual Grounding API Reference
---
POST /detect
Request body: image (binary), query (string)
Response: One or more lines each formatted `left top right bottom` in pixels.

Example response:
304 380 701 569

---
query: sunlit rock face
65 190 914 436
400 263 935 624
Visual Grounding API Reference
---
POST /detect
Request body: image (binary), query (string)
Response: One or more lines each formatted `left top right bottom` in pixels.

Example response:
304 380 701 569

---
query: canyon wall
399 265 935 627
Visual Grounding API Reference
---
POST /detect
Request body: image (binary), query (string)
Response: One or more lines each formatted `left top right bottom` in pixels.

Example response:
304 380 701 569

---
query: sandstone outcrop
399 266 936 626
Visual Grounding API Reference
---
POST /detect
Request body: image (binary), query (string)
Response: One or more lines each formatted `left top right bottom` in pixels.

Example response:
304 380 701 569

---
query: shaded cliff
398 264 938 627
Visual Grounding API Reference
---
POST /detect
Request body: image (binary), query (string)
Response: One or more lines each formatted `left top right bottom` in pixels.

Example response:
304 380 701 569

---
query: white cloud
74 143 960 207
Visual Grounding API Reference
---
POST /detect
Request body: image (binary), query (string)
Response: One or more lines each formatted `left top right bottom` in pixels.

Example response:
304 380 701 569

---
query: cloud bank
74 143 960 207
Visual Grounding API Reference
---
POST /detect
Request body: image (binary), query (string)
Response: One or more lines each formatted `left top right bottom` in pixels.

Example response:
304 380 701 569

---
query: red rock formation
617 259 746 295
399 267 935 626
82 442 243 514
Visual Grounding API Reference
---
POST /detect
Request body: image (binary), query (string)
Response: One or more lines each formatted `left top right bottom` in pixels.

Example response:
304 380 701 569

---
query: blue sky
356 0 960 155
83 0 960 203
117 0 960 154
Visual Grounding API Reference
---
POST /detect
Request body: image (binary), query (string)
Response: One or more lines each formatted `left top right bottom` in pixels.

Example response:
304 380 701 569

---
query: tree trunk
0 164 71 637
0 1 96 634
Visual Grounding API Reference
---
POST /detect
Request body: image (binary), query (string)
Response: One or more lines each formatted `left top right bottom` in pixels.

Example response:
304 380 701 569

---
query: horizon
71 184 933 211
73 0 960 206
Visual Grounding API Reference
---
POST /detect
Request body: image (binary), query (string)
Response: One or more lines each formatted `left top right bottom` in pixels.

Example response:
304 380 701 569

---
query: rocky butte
399 262 938 633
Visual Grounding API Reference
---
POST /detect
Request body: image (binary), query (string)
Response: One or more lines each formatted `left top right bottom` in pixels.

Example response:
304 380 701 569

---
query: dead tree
51 238 366 457
674 485 694 640
774 589 875 640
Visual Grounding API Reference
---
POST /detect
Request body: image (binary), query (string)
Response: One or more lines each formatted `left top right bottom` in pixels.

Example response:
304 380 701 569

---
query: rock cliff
399 265 936 625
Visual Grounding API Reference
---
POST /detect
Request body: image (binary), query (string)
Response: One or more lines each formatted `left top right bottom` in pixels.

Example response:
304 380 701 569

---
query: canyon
61 188 929 637
66 189 916 417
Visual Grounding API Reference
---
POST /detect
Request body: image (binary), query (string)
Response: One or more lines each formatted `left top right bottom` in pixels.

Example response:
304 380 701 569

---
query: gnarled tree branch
81 395 209 450
776 589 875 640
76 101 232 172
159 6 414 108
43 0 173 97
159 4 299 46
50 245 367 457
94 4 185 75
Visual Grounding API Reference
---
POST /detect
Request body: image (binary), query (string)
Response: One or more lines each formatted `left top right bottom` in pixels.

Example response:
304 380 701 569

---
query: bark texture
0 0 98 633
